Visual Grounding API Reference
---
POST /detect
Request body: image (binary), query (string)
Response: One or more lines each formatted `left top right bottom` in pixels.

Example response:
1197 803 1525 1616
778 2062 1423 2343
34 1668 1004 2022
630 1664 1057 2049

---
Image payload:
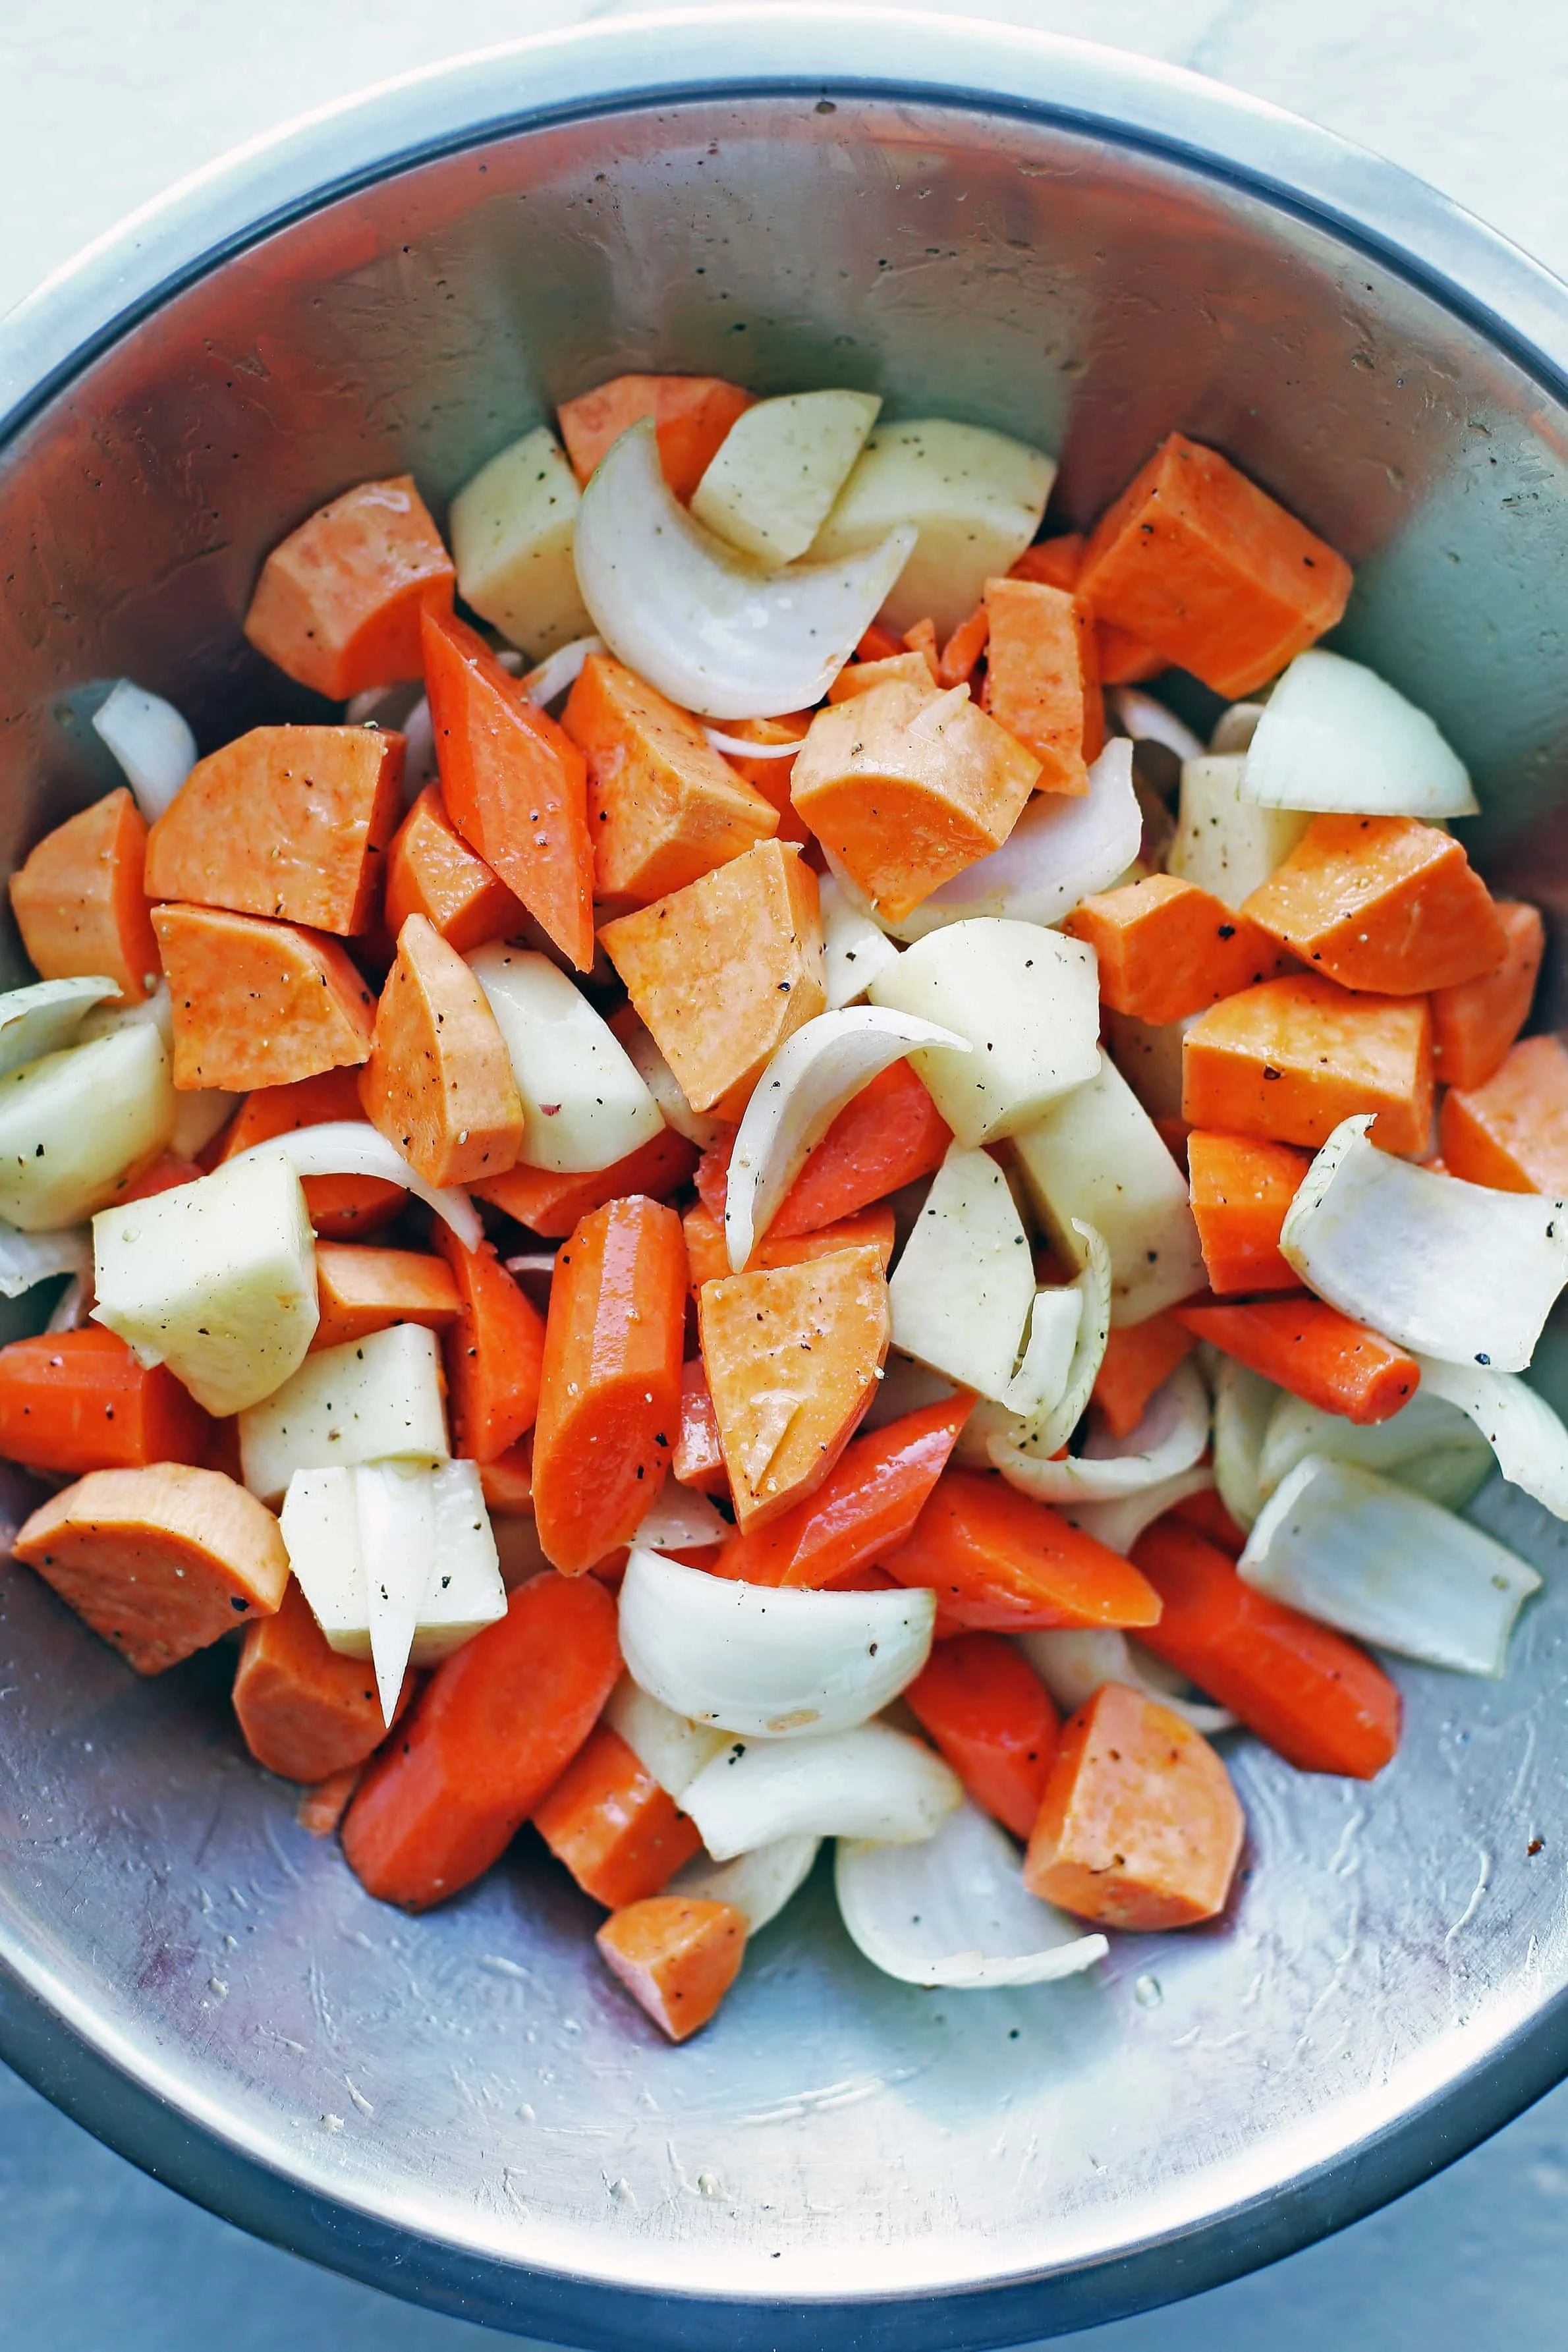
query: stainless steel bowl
5 13 1568 2345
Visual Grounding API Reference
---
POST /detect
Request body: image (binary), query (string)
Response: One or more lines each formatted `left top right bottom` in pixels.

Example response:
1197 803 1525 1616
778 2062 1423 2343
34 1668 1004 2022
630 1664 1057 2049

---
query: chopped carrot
599 840 826 1119
474 1128 700 1238
1091 1313 1196 1440
1186 1131 1311 1295
342 1571 620 1909
11 788 158 1003
698 1245 890 1531
432 1224 546 1463
883 1469 1162 1631
153 904 376 1092
1242 815 1507 994
596 1895 747 2041
707 1395 972 1586
421 602 594 972
145 726 401 937
672 1360 727 1496
1097 623 1167 686
904 1632 1060 1841
532 1196 686 1575
479 1441 534 1517
681 1198 896 1287
903 617 941 677
533 1722 703 1907
982 576 1102 793
856 623 905 662
707 715 812 847
1133 1519 1401 1777
296 1764 363 1837
790 679 1040 923
1064 872 1291 1023
557 374 754 500
827 650 946 702
1181 974 1433 1156
13 1463 289 1675
1077 434 1353 697
694 1059 951 1235
244 476 455 699
1175 1296 1418 1423
0 1327 212 1476
112 1151 204 1205
215 1067 403 1237
938 605 990 690
358 912 523 1187
1023 1681 1243 1928
384 784 526 955
1009 537 1083 588
1431 901 1542 1090
1438 1032 1568 1194
310 1241 461 1352
1167 1486 1248 1553
233 1580 410 1783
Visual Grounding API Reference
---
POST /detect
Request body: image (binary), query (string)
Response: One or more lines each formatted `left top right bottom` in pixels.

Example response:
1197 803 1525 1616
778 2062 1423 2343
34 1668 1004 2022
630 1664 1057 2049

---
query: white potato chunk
821 871 900 1009
889 1143 1036 1402
810 418 1055 638
279 1469 367 1652
1241 649 1477 818
869 918 1100 1146
1166 754 1311 908
0 1022 175 1231
691 389 882 566
449 424 593 656
467 942 662 1174
239 1322 449 1505
92 1148 316 1414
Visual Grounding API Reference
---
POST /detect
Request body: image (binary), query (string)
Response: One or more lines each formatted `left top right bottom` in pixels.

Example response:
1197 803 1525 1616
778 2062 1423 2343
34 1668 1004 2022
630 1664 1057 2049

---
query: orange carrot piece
296 1764 363 1837
113 1152 204 1206
342 1571 620 1909
0 1327 213 1476
478 1441 534 1516
672 1359 727 1496
215 1067 403 1237
1091 1313 1196 1440
1187 1131 1310 1295
310 1241 461 1352
596 1895 747 2041
13 1463 289 1675
1438 1032 1568 1194
1242 814 1507 994
244 476 455 700
1181 974 1433 1157
856 622 904 662
1065 872 1291 1023
680 1199 896 1288
1009 536 1083 588
1024 1681 1243 1928
533 1722 703 1908
708 715 812 847
938 604 990 690
1097 623 1167 686
981 576 1101 793
1175 1296 1418 1424
358 912 523 1187
904 1631 1060 1841
421 602 595 972
153 903 376 1092
1167 1486 1248 1554
1077 434 1353 697
694 1058 951 1235
903 617 941 676
1430 901 1543 1091
384 783 526 955
233 1580 410 1783
828 651 945 703
1133 1519 1401 1778
532 1196 686 1575
10 788 159 1003
473 1127 699 1239
432 1224 547 1463
883 1469 1162 1631
557 374 754 500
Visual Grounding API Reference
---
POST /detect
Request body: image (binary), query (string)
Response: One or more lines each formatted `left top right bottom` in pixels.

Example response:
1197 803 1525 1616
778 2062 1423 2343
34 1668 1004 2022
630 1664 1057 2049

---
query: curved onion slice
668 1834 821 1931
1210 700 1266 755
725 1007 969 1271
982 1219 1111 1470
889 1144 1036 1405
1414 1354 1568 1519
1017 1626 1235 1735
1210 1353 1276 1532
520 634 603 709
1241 648 1477 819
835 1800 1106 1989
225 1121 481 1249
603 1675 727 1800
617 1015 727 1150
632 1486 729 1551
1241 1453 1540 1675
0 1219 92 1299
1065 1465 1214 1558
992 1360 1208 1505
704 726 798 760
46 1273 91 1332
821 872 901 1010
1107 688 1204 764
0 976 116 1081
1281 1115 1568 1373
681 1721 961 1860
573 420 916 719
1257 1386 1492 1505
92 679 197 822
618 1547 935 1739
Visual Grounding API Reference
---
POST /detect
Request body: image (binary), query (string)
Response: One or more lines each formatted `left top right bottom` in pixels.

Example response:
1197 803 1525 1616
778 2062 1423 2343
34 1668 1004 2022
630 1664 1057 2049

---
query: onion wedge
225 1121 481 1249
982 1218 1112 1467
821 873 901 1009
573 420 916 719
993 1360 1208 1505
1016 1626 1235 1734
1107 688 1204 764
1241 648 1477 818
1209 701 1267 755
0 977 116 1080
668 1835 821 1932
616 1014 727 1150
0 1219 92 1300
681 1721 962 1860
1257 1386 1493 1505
1413 1355 1568 1520
603 1675 727 1801
92 679 197 822
1280 1115 1568 1374
1210 1353 1276 1532
1063 1465 1215 1559
889 1143 1035 1405
632 1486 729 1552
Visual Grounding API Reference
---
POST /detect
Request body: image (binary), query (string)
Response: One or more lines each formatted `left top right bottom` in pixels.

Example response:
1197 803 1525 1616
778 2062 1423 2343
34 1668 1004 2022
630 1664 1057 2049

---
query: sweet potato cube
1187 1131 1311 1293
359 913 523 1187
534 1723 702 1909
711 715 812 846
1077 434 1353 698
789 679 1039 924
827 651 943 701
598 840 826 1119
215 1067 404 1237
697 1243 890 1530
233 1579 407 1782
1431 901 1543 1091
596 1896 747 2041
1065 872 1291 1024
981 576 1102 793
13 1463 290 1675
472 1127 698 1238
1024 1681 1244 1929
144 726 402 936
1009 536 1082 589
1182 975 1432 1156
558 374 754 501
310 1242 461 1351
561 652 777 903
1439 1032 1568 1194
1242 815 1507 994
10 788 158 1003
243 474 455 700
384 785 525 954
153 903 376 1091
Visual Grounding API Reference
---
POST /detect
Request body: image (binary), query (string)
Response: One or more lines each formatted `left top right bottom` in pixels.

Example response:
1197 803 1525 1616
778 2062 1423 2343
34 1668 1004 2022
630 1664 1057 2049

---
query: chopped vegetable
679 1720 963 1859
0 1326 212 1474
384 784 524 955
152 904 376 1092
448 424 592 655
474 1127 696 1237
311 1241 461 1352
980 576 1101 793
1177 1296 1418 1425
225 1117 480 1249
887 1142 1038 1405
903 1633 1060 1839
1255 1384 1493 1509
596 1896 747 2042
1018 1619 1233 1733
431 1225 545 1463
1430 901 1542 1090
1167 753 1311 910
533 1723 703 1907
0 1021 175 1230
1000 1360 1208 1506
883 1468 1162 1631
1092 1312 1196 1438
1412 1353 1568 1517
820 870 901 1007
672 1358 727 1495
92 680 198 825
360 914 524 1187
698 1057 951 1238
682 1198 895 1290
1243 814 1505 994
1064 872 1291 1024
10 789 159 1005
837 1799 1106 1988
0 976 117 1080
239 1322 449 1505
605 1675 729 1801
1181 975 1433 1156
667 1834 820 1932
214 1067 403 1238
1439 1032 1568 1194
559 373 754 499
233 1579 408 1783
468 942 664 1176
691 387 882 564
1239 647 1476 818
244 476 454 698
1187 1131 1310 1294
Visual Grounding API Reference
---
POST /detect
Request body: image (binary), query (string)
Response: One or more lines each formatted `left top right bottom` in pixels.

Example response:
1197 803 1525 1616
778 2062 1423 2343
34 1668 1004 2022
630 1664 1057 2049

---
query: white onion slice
632 1486 729 1552
0 977 117 1081
1209 701 1267 755
992 1360 1208 1505
1064 1465 1215 1558
92 679 197 822
821 872 901 1010
681 1722 962 1860
169 1087 238 1160
727 1008 969 1272
704 726 798 761
1257 1386 1492 1505
225 1120 481 1249
617 1015 727 1149
603 1675 727 1801
1210 1353 1277 1532
835 1801 1107 1989
520 633 603 708
1002 1285 1083 1422
0 1219 92 1299
617 1547 935 1739
982 1218 1112 1464
1413 1355 1568 1519
573 420 916 719
45 1273 91 1332
1280 1115 1568 1374
667 1835 821 1931
1017 1627 1236 1735
1107 688 1204 764
1241 1453 1540 1676
1241 648 1477 818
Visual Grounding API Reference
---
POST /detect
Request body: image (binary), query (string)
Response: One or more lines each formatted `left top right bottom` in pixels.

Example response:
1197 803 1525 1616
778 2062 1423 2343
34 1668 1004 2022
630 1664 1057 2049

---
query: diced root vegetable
667 1834 820 1932
533 1723 703 1907
466 940 662 1175
1092 1312 1196 1438
233 1579 408 1783
887 1142 1036 1405
1242 814 1505 995
1187 1131 1310 1295
0 1020 175 1231
1064 873 1291 1025
153 904 376 1092
596 1897 748 2041
708 1396 972 1588
1177 1295 1417 1426
475 1127 697 1238
697 1056 949 1241
1438 1032 1568 1194
690 388 882 565
0 1326 213 1474
10 789 159 1003
383 785 525 956
432 1225 546 1464
559 373 755 501
1430 903 1542 1092
884 1468 1162 1631
903 1633 1060 1840
449 424 593 656
311 1241 461 1352
980 576 1100 795
1167 754 1310 910
360 914 524 1188
240 1322 449 1504
243 474 455 700
1181 976 1432 1158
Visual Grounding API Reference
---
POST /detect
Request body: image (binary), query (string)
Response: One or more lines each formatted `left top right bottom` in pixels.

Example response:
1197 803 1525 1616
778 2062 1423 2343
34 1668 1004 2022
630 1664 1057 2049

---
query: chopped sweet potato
1091 1312 1196 1439
153 903 377 1091
479 1441 534 1516
1439 1032 1568 1194
902 617 941 675
215 1067 403 1237
359 912 524 1187
1181 975 1432 1156
10 788 159 1003
383 783 526 954
1009 538 1083 588
13 1463 290 1675
672 1358 727 1495
681 1198 896 1287
1430 901 1542 1090
0 1326 213 1475
534 1722 702 1907
557 374 754 501
233 1579 409 1782
596 1895 747 2040
1065 872 1291 1023
473 1127 699 1237
599 840 826 1119
938 605 990 690
1187 1131 1311 1293
697 1243 890 1530
1098 623 1167 686
310 1242 461 1351
827 651 944 702
1242 815 1507 994
981 576 1102 793
243 476 454 699
710 715 812 847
